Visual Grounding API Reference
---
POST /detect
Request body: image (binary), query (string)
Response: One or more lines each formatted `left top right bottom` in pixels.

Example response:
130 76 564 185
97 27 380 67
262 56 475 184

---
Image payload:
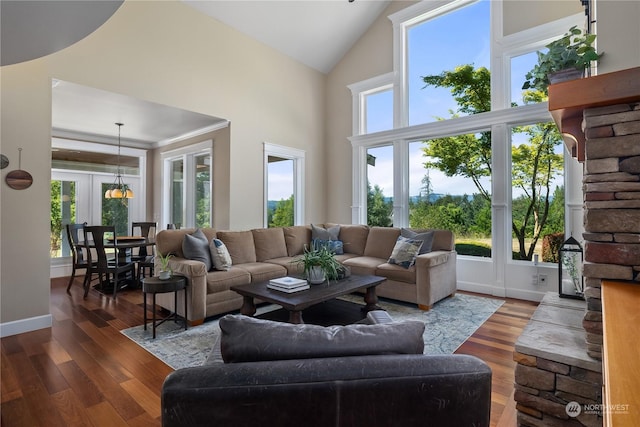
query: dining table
83 236 156 292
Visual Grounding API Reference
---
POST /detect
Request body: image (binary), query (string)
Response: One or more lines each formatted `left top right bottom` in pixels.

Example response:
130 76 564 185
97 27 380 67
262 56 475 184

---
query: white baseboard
0 314 52 338
458 281 544 302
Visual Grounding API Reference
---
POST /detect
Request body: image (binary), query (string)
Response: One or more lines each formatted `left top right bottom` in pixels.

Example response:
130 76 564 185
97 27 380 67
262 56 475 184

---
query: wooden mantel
548 66 640 162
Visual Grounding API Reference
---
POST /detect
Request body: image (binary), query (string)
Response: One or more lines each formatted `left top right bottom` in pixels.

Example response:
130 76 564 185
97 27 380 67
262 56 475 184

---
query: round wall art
0 154 8 169
5 148 33 190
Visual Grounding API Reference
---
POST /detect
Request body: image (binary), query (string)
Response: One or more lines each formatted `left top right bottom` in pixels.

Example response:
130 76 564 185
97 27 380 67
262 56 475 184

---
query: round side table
142 274 187 338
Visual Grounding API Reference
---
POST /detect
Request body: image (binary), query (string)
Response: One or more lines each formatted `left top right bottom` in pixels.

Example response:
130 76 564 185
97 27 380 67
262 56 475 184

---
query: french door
50 170 141 276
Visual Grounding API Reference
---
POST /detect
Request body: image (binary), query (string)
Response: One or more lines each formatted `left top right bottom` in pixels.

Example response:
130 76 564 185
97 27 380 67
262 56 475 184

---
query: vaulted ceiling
2 0 390 146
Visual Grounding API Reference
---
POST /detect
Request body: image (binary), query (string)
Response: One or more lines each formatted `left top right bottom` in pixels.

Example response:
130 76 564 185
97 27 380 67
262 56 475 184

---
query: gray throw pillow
311 224 340 241
182 228 213 271
401 228 435 255
219 314 425 363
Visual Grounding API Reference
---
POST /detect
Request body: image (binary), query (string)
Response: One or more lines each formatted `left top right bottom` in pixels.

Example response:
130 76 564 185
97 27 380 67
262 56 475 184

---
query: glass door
50 171 90 260
92 174 142 236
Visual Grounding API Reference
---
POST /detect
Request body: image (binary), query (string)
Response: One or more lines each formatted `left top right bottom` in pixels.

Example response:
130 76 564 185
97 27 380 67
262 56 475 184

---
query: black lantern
558 236 584 299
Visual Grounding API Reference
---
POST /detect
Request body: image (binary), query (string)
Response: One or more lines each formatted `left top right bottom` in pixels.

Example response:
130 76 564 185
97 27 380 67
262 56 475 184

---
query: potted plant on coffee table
294 245 342 284
522 25 602 94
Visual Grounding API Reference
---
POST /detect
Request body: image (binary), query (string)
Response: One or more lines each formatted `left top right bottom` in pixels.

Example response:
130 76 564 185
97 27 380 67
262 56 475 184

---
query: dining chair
132 222 157 287
65 222 97 295
83 225 136 299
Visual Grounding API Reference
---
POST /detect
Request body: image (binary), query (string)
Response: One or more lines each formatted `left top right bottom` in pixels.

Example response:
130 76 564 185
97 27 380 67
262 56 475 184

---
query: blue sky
269 0 556 202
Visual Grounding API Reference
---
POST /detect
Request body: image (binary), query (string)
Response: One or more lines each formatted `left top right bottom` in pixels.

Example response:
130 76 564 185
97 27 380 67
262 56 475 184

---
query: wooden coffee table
231 274 386 324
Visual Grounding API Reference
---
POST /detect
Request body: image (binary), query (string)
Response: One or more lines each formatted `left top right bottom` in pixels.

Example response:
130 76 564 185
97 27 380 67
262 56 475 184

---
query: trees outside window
420 65 564 260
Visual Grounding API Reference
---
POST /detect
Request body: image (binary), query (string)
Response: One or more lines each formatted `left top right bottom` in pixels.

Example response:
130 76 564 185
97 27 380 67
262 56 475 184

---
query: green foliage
410 194 491 238
422 65 491 114
50 180 76 256
270 195 294 227
367 183 393 227
50 181 62 254
294 245 342 281
195 169 211 227
158 253 174 272
421 65 492 203
511 122 564 260
455 242 491 258
421 64 564 261
522 26 602 93
102 183 128 236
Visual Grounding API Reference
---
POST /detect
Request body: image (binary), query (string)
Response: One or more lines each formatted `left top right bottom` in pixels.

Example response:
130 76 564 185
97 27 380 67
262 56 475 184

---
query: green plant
293 245 342 282
158 252 174 272
522 26 602 93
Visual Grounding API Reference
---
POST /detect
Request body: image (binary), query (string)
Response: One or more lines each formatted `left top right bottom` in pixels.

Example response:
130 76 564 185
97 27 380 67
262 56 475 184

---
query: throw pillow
182 229 213 271
388 236 424 268
401 228 435 255
219 314 425 363
311 224 340 241
311 224 343 254
209 238 232 271
311 238 344 255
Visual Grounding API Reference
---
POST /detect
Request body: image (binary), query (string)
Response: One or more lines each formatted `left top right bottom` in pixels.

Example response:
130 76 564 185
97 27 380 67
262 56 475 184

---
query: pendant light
104 122 134 199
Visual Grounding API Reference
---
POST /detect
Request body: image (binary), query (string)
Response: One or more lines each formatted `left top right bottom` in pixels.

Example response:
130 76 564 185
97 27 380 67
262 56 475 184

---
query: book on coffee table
269 277 307 288
267 282 310 293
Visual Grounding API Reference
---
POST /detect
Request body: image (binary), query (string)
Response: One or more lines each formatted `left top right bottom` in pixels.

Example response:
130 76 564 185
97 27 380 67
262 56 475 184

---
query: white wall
0 0 327 333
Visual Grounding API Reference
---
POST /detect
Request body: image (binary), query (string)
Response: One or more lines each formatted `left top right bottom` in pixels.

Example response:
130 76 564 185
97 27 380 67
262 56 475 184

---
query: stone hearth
514 293 602 427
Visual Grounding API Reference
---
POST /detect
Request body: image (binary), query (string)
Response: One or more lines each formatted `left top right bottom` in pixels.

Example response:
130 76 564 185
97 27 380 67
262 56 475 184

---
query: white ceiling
7 0 391 146
52 80 227 147
182 0 391 74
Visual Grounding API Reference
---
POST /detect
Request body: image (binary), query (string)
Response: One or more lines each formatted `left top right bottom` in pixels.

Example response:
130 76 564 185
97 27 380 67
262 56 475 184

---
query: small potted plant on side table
157 253 173 280
522 25 602 94
294 245 342 284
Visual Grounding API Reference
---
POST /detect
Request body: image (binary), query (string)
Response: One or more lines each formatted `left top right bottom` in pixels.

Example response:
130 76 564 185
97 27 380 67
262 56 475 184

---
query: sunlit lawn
456 237 544 259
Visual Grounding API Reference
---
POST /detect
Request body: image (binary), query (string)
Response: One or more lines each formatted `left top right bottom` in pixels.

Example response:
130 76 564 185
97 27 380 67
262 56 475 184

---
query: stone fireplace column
582 102 640 360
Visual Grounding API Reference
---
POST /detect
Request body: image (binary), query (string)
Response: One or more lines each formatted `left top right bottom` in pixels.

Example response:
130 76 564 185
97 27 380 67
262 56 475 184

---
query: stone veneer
514 101 640 427
582 101 640 360
514 294 602 427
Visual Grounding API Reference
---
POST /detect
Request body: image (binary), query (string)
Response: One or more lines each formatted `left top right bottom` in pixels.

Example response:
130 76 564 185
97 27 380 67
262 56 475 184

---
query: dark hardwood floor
1 277 537 426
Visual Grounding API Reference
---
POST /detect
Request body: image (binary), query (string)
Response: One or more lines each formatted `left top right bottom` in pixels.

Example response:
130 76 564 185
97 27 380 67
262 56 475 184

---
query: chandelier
104 122 134 199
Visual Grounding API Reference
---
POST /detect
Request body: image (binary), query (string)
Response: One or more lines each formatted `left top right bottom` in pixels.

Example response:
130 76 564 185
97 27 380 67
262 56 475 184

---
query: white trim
263 143 305 227
161 140 213 229
0 315 52 338
349 102 550 147
156 121 229 148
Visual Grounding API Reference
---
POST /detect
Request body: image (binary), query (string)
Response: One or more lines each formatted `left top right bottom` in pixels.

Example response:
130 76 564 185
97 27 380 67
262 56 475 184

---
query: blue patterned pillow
311 238 344 255
388 236 423 268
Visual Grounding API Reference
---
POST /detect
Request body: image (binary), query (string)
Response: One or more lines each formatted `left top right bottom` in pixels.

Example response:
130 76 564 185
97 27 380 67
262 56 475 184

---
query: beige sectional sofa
154 224 457 325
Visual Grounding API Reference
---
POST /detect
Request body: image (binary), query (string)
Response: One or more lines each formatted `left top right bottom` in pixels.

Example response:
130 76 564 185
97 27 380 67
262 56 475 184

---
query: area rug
121 293 503 370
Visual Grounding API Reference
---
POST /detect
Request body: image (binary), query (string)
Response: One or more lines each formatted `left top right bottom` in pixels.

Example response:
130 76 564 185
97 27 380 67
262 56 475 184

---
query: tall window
366 145 393 226
510 122 564 261
409 133 492 257
263 143 305 227
267 156 294 227
407 0 490 125
162 141 212 229
50 179 76 258
365 88 393 134
350 0 582 267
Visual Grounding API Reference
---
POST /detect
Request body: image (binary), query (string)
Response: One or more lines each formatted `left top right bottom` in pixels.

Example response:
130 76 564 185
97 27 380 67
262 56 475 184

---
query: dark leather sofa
162 353 491 427
161 312 492 427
